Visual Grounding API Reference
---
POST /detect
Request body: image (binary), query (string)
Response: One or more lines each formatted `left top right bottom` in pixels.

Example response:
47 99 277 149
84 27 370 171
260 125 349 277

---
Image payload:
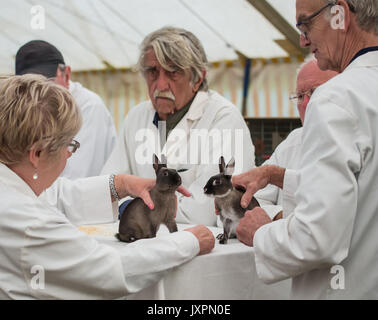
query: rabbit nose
203 187 207 193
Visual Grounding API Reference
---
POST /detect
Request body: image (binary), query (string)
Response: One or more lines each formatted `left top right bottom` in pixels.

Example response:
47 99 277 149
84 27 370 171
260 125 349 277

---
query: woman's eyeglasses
68 139 80 153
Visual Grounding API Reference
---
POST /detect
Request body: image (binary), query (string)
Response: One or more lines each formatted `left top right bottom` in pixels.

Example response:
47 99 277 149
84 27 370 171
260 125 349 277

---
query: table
78 223 291 300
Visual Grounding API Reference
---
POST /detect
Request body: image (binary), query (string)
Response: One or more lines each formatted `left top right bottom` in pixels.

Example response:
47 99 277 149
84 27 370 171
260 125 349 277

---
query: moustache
153 90 176 101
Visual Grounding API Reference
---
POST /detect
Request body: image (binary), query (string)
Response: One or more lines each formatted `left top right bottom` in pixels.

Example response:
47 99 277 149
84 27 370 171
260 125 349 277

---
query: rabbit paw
217 233 228 244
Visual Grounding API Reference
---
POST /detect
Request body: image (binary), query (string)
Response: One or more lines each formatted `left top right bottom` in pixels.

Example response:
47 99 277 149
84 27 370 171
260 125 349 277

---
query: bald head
296 59 338 124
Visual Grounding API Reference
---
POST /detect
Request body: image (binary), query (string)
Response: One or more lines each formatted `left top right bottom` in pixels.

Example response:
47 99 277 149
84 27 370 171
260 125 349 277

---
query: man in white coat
254 59 338 220
234 0 378 299
102 27 255 226
15 40 117 179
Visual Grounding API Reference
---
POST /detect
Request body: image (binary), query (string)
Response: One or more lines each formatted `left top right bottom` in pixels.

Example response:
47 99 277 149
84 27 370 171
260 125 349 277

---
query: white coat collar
185 91 209 121
0 163 37 199
151 90 209 126
345 50 378 71
158 91 210 161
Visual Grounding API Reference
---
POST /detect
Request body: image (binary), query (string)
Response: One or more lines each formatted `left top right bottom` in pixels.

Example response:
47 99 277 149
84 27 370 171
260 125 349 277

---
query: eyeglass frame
289 87 317 103
68 139 80 153
296 1 337 40
57 63 66 73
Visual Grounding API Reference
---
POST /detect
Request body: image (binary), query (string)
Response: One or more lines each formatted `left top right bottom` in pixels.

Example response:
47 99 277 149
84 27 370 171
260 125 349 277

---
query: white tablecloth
78 223 291 300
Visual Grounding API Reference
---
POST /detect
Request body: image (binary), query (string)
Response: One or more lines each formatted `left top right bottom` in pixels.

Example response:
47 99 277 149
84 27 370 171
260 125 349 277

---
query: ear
192 69 206 93
219 156 225 174
224 157 235 177
65 65 71 87
153 154 160 173
333 0 351 34
28 148 42 169
160 154 167 168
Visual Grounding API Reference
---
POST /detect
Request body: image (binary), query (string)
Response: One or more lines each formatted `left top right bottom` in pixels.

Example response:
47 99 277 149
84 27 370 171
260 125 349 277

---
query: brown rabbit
116 154 181 243
203 156 260 244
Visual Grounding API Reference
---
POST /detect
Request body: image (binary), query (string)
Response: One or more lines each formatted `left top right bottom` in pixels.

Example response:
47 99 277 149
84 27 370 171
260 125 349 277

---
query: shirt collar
348 46 378 67
0 162 37 199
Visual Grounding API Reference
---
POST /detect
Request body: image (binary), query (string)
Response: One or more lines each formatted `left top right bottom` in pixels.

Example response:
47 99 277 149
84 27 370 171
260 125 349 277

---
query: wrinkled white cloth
254 128 302 219
61 81 117 179
0 163 199 299
254 51 378 299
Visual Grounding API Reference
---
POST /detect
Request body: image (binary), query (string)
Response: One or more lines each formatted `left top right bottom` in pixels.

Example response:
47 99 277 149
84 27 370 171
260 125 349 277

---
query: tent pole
242 58 252 117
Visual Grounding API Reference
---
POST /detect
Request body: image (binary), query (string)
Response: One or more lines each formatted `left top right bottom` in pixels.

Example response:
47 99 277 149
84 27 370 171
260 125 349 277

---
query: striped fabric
71 57 302 133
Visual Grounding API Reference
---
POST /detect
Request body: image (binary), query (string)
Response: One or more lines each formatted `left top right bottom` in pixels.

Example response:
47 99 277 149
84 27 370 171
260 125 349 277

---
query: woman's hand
114 174 191 210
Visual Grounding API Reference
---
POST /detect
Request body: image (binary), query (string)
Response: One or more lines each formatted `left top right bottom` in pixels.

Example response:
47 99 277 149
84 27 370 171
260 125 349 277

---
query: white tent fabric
0 0 298 75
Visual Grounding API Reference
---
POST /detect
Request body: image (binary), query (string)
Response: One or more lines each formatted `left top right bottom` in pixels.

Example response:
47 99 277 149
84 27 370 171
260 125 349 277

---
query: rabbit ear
153 154 160 173
153 154 167 174
224 157 235 176
160 154 167 168
219 156 225 174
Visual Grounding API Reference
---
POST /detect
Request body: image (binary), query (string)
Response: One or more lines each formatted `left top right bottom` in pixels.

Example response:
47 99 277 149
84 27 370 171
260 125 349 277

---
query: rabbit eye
213 180 220 186
163 171 168 176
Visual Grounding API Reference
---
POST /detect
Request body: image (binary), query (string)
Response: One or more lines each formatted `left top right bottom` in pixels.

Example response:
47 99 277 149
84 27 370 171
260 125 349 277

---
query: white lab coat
0 163 199 299
254 127 302 219
102 90 255 226
61 81 117 179
253 51 378 299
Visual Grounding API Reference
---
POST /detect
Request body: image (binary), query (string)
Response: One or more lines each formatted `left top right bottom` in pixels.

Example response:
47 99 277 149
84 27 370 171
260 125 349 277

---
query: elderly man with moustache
233 0 378 299
102 26 255 226
253 59 338 221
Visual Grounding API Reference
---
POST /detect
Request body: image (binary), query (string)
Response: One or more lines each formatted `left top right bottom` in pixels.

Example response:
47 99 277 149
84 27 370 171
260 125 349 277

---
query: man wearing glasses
234 0 378 299
253 58 337 221
15 40 117 179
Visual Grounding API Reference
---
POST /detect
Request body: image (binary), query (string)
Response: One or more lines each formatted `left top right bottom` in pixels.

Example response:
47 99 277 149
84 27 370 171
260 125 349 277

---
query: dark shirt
152 95 196 147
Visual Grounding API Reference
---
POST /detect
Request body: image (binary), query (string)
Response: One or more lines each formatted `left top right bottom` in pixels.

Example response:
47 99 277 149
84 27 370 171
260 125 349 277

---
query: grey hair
324 0 378 35
137 26 209 91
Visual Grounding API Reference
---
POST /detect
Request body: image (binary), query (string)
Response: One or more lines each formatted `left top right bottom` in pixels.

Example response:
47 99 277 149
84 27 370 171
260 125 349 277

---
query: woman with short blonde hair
0 74 81 165
0 74 213 299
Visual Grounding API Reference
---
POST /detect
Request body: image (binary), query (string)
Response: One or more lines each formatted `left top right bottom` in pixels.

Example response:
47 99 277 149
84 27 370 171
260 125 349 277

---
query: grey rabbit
116 154 181 243
203 156 260 244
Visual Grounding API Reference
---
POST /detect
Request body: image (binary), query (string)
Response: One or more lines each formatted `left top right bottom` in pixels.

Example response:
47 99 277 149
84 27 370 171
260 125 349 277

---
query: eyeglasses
296 1 336 41
289 88 316 103
57 63 66 73
68 139 80 153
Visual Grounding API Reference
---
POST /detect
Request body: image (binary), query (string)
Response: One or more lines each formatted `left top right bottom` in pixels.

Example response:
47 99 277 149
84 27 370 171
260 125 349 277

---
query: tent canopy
0 0 301 74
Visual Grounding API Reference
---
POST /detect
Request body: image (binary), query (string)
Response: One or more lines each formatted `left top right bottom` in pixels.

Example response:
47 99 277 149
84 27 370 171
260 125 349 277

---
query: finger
241 188 254 209
177 185 192 197
140 190 154 210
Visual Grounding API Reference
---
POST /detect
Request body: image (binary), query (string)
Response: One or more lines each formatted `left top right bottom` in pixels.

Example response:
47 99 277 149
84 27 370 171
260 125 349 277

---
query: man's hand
232 165 285 209
185 225 215 255
236 207 271 247
114 174 191 210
